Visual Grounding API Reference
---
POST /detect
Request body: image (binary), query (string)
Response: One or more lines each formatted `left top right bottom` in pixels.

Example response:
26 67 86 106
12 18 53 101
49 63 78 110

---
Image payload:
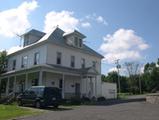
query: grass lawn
0 104 42 120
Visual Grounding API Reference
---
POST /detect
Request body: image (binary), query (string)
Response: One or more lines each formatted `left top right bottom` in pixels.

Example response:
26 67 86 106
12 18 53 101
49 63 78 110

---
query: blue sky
0 0 158 74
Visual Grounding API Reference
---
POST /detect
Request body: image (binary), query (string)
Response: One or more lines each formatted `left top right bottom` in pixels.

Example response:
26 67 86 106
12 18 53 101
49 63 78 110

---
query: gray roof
63 30 86 39
22 29 46 37
46 27 103 58
8 27 104 58
0 64 99 77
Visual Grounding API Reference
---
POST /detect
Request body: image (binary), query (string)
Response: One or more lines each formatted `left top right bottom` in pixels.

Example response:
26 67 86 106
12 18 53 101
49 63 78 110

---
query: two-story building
0 27 105 99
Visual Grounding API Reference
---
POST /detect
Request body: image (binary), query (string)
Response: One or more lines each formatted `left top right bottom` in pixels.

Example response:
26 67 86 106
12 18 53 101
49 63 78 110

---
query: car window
28 87 44 97
29 91 36 95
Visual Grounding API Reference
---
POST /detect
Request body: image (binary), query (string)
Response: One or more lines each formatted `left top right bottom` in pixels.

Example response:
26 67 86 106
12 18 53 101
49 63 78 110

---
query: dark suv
17 86 62 108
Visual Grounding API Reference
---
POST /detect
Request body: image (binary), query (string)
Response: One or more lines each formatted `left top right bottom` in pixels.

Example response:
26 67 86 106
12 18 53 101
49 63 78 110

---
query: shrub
97 96 106 101
81 96 90 102
70 97 81 105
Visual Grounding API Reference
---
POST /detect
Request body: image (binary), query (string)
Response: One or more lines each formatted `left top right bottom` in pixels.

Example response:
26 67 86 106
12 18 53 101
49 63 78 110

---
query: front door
18 80 25 93
75 83 80 98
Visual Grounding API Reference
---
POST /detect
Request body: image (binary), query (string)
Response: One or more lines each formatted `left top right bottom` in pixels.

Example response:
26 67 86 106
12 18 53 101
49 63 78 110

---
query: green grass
0 104 42 120
118 93 130 99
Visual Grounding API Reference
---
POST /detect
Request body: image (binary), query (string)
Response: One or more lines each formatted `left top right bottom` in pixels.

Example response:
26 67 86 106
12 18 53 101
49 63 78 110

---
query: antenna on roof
14 33 23 47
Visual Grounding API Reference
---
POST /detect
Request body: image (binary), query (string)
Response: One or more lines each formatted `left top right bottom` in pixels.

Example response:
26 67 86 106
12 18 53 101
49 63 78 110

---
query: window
70 56 75 68
79 39 82 48
21 56 28 68
75 37 78 47
81 58 85 68
56 52 62 65
59 79 63 89
34 52 40 65
92 61 96 68
31 79 38 86
12 59 16 70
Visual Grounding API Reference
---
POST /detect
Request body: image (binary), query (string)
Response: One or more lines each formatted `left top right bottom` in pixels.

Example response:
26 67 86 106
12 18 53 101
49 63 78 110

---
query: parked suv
17 86 62 108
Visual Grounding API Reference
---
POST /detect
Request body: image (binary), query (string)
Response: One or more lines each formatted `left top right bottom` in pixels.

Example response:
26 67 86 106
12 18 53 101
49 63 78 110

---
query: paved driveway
17 102 159 120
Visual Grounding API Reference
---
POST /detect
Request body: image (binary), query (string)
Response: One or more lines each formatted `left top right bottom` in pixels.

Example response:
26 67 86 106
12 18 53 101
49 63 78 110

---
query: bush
81 96 90 102
97 96 106 101
70 97 81 105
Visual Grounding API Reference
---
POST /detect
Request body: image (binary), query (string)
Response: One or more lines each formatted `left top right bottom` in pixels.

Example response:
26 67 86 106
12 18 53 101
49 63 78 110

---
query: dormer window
79 39 82 48
22 29 45 47
63 30 86 48
75 37 78 46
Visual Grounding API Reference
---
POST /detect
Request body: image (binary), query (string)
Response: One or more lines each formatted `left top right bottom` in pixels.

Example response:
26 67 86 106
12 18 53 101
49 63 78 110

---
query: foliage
97 96 106 101
102 58 159 94
141 59 159 92
102 72 129 93
0 50 7 74
0 50 7 98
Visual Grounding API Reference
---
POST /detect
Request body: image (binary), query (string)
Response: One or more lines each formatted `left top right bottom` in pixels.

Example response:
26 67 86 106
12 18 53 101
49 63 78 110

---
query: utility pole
139 73 142 94
115 59 121 93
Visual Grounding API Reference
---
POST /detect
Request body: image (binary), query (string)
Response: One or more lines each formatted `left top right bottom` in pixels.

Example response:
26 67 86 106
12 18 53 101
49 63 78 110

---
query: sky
0 0 158 75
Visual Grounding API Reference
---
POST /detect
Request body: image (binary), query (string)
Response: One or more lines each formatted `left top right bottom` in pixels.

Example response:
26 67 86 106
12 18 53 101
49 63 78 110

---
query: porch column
80 75 83 98
13 76 16 93
62 74 65 99
39 71 43 86
95 76 97 98
25 73 28 90
86 76 88 97
5 77 9 96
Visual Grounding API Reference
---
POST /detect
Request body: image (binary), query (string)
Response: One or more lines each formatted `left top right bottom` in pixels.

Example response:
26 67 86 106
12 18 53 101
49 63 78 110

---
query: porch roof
46 64 99 76
0 64 99 77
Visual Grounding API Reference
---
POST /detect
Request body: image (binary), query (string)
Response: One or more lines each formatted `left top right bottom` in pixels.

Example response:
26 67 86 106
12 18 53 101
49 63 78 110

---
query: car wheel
18 100 23 106
35 101 41 108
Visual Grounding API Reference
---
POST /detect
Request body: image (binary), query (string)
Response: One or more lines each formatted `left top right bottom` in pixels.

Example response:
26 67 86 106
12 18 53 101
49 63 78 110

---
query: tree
0 50 7 98
141 58 159 92
0 51 7 74
124 62 141 94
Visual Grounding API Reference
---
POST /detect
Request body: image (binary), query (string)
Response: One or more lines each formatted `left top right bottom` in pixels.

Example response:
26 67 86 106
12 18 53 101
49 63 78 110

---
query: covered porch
0 65 99 99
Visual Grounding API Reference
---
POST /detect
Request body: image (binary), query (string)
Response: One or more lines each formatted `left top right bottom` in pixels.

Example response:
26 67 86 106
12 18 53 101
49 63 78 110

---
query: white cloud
81 22 91 28
96 16 108 25
108 67 127 75
0 0 38 37
99 28 149 63
7 46 23 54
44 10 79 33
108 67 118 72
140 65 145 73
44 11 108 32
84 13 108 26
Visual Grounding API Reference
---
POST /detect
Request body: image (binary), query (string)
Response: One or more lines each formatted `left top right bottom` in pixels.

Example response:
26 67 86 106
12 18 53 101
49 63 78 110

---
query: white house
0 27 116 99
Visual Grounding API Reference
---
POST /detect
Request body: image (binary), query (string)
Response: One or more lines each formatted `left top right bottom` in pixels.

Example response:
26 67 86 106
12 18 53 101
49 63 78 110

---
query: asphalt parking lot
17 101 159 120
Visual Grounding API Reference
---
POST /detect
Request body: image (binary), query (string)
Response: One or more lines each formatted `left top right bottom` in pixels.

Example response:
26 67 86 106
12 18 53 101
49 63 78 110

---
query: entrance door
75 83 80 98
18 80 25 93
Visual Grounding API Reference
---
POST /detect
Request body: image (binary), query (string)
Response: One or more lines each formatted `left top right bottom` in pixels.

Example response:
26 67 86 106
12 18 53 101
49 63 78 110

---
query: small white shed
101 82 117 99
